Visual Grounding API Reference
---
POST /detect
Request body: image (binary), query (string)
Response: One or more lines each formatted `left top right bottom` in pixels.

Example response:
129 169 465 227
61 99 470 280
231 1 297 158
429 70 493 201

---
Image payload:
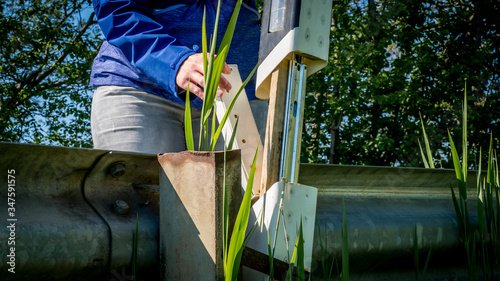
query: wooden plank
259 60 290 196
216 65 263 195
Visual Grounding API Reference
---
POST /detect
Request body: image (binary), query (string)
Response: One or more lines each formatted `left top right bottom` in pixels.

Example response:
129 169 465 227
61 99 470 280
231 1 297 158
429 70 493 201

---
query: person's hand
176 53 232 100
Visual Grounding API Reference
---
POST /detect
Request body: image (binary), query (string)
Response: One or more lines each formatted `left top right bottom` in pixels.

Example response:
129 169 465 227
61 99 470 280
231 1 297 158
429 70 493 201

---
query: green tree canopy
0 0 100 147
1 0 497 168
303 0 499 167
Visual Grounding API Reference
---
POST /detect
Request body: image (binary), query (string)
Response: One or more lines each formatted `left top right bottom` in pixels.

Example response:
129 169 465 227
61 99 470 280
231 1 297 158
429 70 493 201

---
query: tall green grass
419 92 499 280
183 0 257 152
182 1 260 280
311 200 349 281
413 223 432 281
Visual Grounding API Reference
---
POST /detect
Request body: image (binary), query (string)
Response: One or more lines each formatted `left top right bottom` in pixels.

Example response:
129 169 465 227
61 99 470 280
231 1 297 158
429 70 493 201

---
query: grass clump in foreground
419 91 500 280
182 0 258 280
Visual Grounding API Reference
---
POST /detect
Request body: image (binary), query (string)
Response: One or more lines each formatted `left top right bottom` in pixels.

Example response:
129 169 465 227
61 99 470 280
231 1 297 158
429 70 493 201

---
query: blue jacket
90 0 261 109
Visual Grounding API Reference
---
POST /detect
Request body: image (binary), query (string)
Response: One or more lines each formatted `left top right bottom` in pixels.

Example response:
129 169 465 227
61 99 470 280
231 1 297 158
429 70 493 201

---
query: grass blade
267 230 274 281
211 101 217 149
449 130 464 183
218 0 242 55
419 112 435 168
462 90 468 179
184 83 194 151
227 116 239 150
297 220 305 281
422 245 432 281
286 236 298 281
225 146 259 281
202 6 208 78
418 139 430 168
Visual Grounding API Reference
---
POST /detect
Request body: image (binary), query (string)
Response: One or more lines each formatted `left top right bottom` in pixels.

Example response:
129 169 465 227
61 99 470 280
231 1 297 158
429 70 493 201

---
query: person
90 0 267 154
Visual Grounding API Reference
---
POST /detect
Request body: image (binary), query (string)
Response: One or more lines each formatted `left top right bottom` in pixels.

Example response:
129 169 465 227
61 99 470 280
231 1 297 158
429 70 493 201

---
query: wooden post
259 60 289 196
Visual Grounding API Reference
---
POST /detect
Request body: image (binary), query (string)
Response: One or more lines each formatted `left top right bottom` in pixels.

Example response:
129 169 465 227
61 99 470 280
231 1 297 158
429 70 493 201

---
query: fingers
176 53 233 100
218 75 232 93
222 63 232 75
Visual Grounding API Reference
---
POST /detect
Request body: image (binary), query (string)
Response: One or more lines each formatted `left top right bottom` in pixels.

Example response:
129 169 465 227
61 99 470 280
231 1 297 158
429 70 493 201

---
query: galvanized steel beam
0 143 160 280
158 150 242 281
299 164 477 280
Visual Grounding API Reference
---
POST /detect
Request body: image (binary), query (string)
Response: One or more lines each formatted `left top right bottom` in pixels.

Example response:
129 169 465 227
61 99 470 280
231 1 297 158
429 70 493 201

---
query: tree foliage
303 0 500 167
0 0 101 147
2 0 498 167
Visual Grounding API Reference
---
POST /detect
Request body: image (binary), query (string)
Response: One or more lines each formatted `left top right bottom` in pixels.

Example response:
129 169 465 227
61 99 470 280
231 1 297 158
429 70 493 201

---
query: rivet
108 162 126 177
305 28 310 41
242 139 246 143
318 36 324 48
113 200 130 216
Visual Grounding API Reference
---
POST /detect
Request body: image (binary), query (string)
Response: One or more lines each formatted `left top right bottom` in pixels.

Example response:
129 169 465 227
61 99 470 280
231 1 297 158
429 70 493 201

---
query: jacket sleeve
92 0 197 97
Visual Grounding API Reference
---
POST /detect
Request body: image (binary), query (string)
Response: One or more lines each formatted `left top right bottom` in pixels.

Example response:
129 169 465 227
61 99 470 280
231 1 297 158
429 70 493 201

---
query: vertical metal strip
279 60 296 179
290 64 307 183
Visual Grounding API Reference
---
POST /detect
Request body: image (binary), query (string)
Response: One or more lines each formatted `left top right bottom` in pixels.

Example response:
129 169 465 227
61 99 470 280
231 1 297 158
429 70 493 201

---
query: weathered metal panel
158 150 242 281
0 143 160 280
299 164 477 280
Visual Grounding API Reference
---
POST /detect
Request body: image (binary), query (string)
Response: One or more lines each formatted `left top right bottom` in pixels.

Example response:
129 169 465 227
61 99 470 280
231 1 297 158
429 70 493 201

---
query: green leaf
225 146 259 281
422 245 432 281
419 112 435 168
285 236 298 281
296 220 305 281
418 138 429 168
267 230 274 281
227 116 239 150
202 7 208 77
448 130 465 184
218 0 242 55
184 83 194 151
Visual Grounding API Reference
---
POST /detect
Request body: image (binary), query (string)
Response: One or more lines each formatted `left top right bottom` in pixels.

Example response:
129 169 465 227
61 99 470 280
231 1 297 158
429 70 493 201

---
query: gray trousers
91 86 268 154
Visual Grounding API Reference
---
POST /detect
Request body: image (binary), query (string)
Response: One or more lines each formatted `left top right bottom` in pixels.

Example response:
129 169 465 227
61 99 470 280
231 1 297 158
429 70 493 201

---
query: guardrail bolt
108 162 126 177
113 200 130 216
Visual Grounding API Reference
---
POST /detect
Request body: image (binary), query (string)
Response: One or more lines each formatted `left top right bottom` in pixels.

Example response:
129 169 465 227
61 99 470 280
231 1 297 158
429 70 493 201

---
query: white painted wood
243 181 318 280
216 65 263 195
256 0 333 99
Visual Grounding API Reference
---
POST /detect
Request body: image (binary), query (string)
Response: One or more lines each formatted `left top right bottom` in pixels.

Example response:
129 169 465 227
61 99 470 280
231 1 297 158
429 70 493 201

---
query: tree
0 0 101 147
302 0 500 167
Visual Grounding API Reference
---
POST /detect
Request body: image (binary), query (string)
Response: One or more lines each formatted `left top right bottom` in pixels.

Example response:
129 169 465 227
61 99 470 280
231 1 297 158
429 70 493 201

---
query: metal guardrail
0 143 160 280
0 143 478 280
299 164 477 280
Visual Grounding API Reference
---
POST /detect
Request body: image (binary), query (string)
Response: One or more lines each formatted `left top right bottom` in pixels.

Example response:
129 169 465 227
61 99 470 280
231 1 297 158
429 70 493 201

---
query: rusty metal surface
299 164 475 280
158 150 241 281
0 142 160 280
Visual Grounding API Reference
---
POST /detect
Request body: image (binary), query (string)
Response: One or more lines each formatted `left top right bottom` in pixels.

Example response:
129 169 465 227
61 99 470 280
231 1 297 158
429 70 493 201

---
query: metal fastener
108 162 126 177
112 200 130 216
